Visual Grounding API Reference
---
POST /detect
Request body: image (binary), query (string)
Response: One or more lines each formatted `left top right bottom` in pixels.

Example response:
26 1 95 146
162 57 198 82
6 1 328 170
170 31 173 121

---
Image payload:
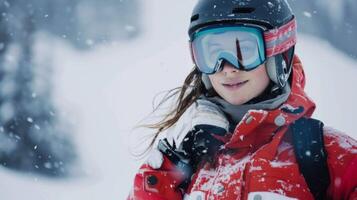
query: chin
225 96 248 106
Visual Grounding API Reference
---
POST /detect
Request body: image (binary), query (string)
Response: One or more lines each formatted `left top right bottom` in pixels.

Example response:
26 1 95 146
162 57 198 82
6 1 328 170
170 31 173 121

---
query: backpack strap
290 117 330 200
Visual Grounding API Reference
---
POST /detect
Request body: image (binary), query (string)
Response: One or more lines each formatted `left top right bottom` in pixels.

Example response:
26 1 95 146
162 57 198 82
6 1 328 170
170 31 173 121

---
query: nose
221 62 239 75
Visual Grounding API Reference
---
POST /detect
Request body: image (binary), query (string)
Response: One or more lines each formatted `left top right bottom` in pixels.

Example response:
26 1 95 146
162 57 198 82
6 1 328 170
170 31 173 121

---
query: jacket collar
223 55 316 156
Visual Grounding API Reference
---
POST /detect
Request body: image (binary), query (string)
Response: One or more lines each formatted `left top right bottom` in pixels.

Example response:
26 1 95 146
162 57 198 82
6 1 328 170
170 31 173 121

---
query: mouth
222 80 249 90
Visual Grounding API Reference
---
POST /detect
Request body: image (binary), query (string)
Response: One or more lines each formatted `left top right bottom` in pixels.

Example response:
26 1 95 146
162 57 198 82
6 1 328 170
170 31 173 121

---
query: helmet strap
267 55 286 88
266 47 295 89
201 73 213 90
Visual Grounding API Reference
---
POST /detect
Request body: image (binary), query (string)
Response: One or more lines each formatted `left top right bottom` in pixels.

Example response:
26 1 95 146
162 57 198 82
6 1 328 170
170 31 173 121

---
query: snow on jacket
127 55 357 200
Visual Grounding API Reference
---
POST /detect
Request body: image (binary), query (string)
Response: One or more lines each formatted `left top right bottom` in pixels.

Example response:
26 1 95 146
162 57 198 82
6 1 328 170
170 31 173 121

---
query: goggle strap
189 42 195 64
264 19 297 57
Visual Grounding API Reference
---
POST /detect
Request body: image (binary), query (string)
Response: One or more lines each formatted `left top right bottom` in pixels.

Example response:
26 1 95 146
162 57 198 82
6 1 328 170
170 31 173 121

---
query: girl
128 0 357 199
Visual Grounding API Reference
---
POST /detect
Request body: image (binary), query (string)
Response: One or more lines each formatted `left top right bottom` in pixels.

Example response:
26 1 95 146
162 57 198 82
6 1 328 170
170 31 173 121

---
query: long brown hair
144 67 206 149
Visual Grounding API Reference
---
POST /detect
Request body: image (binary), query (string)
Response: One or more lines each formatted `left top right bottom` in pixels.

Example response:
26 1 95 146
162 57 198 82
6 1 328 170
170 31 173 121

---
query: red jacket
127 56 357 200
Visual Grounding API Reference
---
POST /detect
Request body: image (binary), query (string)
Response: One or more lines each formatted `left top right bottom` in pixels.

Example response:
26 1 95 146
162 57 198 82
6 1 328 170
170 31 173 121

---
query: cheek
208 75 220 88
208 75 228 98
250 66 270 91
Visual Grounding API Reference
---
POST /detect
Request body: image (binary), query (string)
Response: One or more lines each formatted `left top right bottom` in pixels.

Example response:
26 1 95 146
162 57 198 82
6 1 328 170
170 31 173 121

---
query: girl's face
208 62 270 105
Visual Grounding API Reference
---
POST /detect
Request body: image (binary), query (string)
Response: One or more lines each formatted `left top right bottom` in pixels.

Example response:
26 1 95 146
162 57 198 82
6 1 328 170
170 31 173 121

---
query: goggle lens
191 26 266 74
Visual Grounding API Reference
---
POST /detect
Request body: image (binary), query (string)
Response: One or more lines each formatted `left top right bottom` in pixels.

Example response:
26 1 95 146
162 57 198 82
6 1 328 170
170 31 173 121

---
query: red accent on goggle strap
266 36 296 57
264 19 297 57
264 19 297 42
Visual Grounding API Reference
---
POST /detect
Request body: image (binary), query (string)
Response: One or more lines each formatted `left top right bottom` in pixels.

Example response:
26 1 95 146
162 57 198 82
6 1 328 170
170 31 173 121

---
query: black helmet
189 0 296 89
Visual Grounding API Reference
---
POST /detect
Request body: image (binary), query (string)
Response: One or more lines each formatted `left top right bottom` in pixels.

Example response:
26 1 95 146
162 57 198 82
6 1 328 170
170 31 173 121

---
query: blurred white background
0 0 356 199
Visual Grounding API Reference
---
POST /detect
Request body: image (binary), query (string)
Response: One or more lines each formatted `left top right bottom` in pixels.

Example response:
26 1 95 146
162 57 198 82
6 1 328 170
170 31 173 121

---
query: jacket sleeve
323 127 357 200
127 155 186 200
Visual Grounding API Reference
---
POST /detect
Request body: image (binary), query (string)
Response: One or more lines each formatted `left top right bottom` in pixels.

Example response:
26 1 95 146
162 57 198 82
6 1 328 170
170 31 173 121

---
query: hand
167 99 229 149
179 124 227 167
146 99 229 169
154 124 228 190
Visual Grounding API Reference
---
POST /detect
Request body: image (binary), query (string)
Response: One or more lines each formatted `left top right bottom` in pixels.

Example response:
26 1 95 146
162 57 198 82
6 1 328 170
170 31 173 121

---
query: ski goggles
189 19 297 74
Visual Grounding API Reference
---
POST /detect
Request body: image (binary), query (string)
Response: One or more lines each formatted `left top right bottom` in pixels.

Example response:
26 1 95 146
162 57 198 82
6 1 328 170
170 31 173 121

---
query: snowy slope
296 36 357 135
1 0 356 199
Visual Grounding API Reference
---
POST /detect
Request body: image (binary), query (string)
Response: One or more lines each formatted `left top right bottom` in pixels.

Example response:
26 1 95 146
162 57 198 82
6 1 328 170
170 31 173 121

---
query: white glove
146 99 229 169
